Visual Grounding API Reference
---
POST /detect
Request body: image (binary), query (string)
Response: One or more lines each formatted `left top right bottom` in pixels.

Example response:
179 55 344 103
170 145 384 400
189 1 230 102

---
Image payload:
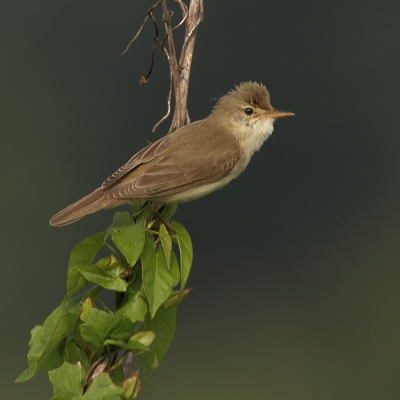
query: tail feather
49 189 122 226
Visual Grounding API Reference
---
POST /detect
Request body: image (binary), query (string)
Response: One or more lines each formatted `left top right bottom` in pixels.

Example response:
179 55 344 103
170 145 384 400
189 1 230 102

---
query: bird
49 81 294 226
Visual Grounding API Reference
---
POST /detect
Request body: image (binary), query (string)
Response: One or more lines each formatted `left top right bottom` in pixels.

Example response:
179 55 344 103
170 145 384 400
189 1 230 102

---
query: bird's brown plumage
50 118 242 225
50 81 293 226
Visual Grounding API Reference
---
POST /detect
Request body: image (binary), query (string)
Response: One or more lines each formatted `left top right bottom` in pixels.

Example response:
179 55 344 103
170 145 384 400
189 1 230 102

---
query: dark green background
2 1 400 399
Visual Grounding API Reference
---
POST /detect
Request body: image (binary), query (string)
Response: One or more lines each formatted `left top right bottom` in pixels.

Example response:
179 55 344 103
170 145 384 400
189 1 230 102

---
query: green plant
16 201 193 399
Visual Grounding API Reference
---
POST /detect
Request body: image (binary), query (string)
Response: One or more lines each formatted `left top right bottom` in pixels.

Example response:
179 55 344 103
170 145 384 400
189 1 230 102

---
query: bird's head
212 81 294 154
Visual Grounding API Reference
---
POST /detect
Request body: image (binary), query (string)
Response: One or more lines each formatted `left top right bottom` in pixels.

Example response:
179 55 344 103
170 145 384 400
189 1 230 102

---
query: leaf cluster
16 202 193 399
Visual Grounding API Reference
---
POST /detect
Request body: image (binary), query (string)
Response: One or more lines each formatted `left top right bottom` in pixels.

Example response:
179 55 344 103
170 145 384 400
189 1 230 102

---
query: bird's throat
238 118 275 159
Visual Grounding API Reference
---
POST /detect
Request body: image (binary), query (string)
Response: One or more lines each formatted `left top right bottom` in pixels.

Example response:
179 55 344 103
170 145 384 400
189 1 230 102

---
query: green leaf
80 297 95 323
129 199 146 215
122 370 141 399
28 305 79 367
67 232 106 297
116 286 148 324
111 211 145 266
15 364 38 383
17 298 80 382
142 234 173 318
79 264 128 292
49 362 82 400
158 223 172 270
138 306 177 379
129 330 156 347
112 211 132 226
84 285 103 302
169 251 180 288
63 338 89 373
28 325 42 348
110 364 124 386
160 204 178 222
79 309 135 347
41 341 65 377
83 373 124 399
105 339 151 356
163 288 192 308
170 221 193 289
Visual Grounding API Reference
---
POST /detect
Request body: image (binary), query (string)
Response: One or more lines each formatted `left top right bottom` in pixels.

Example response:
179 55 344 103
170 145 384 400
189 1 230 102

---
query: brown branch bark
167 0 204 132
123 0 203 133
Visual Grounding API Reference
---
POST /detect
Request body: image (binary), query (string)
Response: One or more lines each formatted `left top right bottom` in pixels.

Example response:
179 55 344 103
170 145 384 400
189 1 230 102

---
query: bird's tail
49 189 122 226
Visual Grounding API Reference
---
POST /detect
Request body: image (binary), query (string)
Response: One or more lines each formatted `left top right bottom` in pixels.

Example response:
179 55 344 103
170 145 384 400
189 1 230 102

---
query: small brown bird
50 82 294 226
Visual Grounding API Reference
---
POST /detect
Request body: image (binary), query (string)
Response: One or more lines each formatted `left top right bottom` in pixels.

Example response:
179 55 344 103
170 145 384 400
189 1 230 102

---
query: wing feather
102 135 173 187
102 119 243 200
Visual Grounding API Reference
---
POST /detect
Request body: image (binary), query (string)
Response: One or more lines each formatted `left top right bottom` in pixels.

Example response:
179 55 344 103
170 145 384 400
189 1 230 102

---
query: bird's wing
102 135 172 187
103 123 242 200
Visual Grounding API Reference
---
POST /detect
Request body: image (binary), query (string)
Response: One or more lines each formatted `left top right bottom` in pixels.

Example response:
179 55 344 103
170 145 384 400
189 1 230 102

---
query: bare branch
140 8 161 85
169 0 204 131
121 16 150 56
180 1 203 59
152 65 173 131
161 1 180 81
124 0 203 133
172 0 189 31
85 350 118 390
151 0 190 130
121 0 163 55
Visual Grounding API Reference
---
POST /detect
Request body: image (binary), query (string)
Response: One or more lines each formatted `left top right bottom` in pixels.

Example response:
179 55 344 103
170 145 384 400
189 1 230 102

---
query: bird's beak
260 109 295 119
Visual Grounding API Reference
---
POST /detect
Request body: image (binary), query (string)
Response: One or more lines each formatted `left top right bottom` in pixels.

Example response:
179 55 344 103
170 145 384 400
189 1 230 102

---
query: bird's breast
150 162 246 204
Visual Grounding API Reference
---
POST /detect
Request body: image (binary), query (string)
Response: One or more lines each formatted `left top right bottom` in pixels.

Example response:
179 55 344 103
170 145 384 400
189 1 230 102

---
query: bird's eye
244 107 254 115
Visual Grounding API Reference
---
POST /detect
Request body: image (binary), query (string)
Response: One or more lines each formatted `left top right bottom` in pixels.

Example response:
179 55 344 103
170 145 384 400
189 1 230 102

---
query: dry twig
123 0 204 132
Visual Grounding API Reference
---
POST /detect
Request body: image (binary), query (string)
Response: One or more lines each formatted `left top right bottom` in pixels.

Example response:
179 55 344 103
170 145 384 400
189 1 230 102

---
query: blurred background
2 1 400 399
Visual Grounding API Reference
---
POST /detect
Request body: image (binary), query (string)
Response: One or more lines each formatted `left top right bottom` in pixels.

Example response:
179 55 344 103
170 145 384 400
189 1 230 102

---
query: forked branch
123 0 204 132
